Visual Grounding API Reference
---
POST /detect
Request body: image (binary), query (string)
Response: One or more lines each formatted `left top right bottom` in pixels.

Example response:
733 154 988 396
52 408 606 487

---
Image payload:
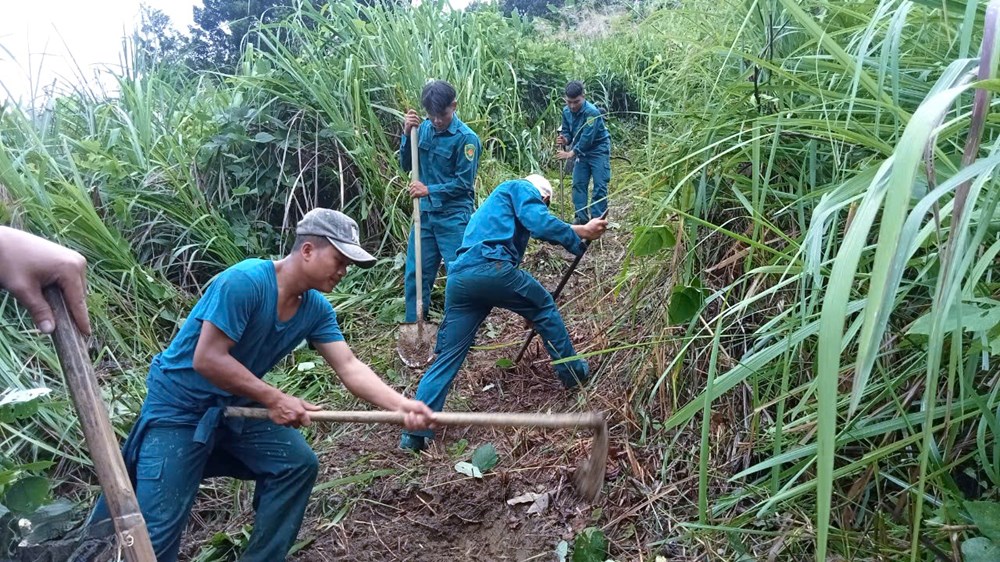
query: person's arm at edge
0 226 91 335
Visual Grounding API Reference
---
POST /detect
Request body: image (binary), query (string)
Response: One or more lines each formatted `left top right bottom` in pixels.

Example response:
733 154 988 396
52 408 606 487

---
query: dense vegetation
2 0 999 559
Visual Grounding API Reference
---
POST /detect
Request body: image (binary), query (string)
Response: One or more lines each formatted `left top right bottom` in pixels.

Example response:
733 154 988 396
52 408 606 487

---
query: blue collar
433 114 462 135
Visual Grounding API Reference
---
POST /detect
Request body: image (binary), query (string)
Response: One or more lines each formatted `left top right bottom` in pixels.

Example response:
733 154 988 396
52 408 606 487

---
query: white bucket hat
524 174 553 200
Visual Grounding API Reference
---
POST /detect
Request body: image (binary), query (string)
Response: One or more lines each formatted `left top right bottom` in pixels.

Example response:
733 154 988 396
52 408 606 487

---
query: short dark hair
564 80 585 98
421 80 457 115
292 234 331 252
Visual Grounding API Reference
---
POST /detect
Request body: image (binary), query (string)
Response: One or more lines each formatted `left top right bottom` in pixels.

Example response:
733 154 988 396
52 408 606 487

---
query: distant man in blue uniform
400 80 482 322
89 209 434 562
400 175 608 451
557 80 611 225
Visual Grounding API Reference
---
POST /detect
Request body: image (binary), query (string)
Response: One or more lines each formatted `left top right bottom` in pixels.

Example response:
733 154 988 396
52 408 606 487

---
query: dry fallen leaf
505 491 551 514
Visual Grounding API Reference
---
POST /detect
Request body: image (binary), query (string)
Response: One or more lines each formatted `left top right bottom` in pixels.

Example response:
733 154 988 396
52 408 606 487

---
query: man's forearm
338 359 406 410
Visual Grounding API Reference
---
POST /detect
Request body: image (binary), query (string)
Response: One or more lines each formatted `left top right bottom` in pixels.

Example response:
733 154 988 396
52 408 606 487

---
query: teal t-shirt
149 259 343 408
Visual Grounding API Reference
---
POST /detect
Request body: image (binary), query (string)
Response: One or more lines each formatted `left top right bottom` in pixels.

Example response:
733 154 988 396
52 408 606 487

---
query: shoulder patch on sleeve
585 115 597 127
464 143 476 161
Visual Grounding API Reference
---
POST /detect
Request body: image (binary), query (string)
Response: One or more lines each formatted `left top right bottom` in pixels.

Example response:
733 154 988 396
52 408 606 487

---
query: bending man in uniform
400 79 481 322
89 209 434 561
400 175 607 451
557 80 612 225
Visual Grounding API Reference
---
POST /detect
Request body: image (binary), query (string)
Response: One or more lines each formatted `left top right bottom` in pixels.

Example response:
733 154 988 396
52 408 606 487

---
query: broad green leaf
629 225 675 257
2 476 49 514
572 527 607 562
471 443 498 472
495 358 515 369
967 501 1000 543
962 537 1000 562
0 388 48 423
252 132 276 143
668 286 705 325
4 461 54 476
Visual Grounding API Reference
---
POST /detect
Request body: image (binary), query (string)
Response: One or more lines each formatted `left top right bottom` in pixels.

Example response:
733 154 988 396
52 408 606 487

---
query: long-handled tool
397 127 438 368
556 126 567 222
513 210 610 365
44 287 157 562
225 407 608 501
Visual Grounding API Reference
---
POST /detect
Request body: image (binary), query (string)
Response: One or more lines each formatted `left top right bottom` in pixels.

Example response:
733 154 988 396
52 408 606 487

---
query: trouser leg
496 268 589 387
408 269 491 439
572 158 593 225
208 420 318 562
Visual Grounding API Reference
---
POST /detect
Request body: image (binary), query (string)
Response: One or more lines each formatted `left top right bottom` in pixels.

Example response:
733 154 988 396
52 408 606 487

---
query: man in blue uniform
400 80 481 322
89 209 434 562
400 175 608 451
557 80 611 225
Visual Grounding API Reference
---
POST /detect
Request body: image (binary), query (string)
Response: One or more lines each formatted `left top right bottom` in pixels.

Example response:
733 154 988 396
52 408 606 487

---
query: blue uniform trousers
405 261 589 439
571 153 611 224
404 208 470 322
90 417 318 562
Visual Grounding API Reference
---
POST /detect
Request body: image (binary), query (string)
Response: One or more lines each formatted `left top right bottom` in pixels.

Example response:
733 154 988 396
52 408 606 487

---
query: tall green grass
610 0 1000 558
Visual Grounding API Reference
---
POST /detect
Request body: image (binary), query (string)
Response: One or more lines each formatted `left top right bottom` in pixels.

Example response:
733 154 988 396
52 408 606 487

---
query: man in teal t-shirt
90 209 433 562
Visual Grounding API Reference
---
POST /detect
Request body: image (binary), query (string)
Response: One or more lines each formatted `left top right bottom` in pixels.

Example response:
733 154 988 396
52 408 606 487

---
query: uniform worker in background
400 79 482 322
87 209 434 562
399 175 608 451
557 80 612 225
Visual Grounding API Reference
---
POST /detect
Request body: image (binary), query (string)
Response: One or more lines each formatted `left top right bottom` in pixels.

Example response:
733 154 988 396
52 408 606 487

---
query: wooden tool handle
411 126 423 330
225 406 604 429
45 287 157 562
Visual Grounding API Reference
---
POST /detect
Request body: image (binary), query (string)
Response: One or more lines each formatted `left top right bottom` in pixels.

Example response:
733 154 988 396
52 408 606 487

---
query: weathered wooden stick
411 126 425 342
226 407 603 429
44 287 156 562
226 407 608 501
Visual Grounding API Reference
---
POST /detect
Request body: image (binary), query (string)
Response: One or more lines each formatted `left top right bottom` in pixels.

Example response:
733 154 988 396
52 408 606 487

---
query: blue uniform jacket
400 115 481 214
451 179 586 272
561 101 611 159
